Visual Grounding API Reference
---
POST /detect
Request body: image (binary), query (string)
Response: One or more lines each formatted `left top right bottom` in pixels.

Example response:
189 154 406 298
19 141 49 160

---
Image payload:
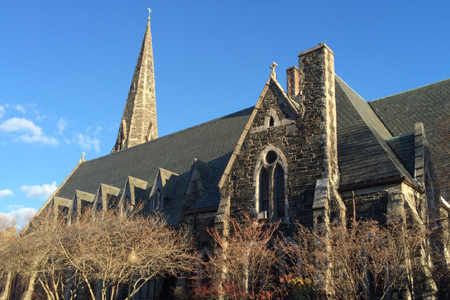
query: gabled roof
334 76 416 188
45 75 440 219
370 79 450 197
54 107 253 201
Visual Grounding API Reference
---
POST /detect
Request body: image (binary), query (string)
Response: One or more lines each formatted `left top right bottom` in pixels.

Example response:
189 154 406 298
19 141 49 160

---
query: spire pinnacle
112 15 158 152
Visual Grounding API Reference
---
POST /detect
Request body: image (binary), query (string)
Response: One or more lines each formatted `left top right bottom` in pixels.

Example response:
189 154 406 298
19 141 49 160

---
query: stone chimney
295 43 343 237
298 43 337 183
286 66 300 99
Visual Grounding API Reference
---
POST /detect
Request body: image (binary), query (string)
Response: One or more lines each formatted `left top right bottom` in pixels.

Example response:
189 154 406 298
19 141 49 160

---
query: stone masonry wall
221 44 339 227
343 190 389 224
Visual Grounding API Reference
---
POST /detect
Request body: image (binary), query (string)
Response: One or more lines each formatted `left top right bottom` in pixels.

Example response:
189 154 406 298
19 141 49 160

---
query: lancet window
153 188 163 210
255 147 287 220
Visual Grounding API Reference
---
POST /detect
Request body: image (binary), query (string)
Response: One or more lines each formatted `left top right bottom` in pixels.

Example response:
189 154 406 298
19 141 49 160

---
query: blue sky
1 1 449 226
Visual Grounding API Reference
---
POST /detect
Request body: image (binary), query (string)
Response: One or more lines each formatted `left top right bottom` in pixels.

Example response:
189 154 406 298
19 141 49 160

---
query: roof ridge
371 78 450 102
336 76 416 186
335 74 367 103
85 106 254 164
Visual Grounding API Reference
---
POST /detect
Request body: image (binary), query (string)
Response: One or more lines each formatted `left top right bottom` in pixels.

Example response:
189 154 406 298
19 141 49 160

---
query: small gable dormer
119 176 148 216
148 168 179 211
68 190 95 225
185 159 213 207
92 184 120 220
53 196 71 222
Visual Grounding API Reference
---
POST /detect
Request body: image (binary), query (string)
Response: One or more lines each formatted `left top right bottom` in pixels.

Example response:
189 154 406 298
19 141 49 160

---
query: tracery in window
255 147 287 220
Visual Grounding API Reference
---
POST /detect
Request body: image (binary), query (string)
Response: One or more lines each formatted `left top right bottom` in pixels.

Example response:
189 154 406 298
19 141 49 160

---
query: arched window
259 169 270 213
256 147 287 220
275 165 285 218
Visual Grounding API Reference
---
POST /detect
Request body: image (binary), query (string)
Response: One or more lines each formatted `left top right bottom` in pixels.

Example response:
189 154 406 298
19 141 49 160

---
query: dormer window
96 189 103 213
154 188 163 210
269 116 274 127
124 195 133 216
69 197 78 226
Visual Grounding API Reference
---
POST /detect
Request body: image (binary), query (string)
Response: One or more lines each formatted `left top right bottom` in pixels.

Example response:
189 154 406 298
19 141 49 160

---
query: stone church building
30 14 450 299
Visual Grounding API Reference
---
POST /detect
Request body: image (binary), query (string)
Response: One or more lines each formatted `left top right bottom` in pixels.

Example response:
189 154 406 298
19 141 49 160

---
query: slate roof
335 76 415 187
386 134 415 176
46 76 450 218
370 79 450 197
55 107 253 212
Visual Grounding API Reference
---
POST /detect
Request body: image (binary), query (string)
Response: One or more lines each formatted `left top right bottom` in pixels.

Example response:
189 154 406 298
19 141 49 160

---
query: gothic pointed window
259 169 270 213
256 148 287 220
124 195 132 216
275 165 285 218
69 196 78 225
96 189 103 213
154 188 163 210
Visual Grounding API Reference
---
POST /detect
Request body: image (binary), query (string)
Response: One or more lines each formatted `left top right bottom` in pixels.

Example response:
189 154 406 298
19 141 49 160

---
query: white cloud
0 207 37 229
21 181 57 199
0 117 58 146
75 133 100 152
7 205 23 211
0 106 5 119
0 189 13 199
0 117 42 135
15 105 26 113
57 118 67 134
19 133 59 145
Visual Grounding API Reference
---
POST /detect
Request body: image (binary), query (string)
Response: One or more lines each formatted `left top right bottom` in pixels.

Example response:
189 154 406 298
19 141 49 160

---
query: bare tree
197 215 281 300
51 207 196 300
281 219 425 300
25 211 72 300
0 215 18 300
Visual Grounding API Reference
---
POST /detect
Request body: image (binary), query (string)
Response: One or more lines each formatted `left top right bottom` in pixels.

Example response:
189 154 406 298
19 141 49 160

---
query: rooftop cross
270 62 278 77
147 7 152 19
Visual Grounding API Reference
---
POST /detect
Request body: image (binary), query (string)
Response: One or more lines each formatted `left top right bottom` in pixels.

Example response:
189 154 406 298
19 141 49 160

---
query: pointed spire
112 11 158 152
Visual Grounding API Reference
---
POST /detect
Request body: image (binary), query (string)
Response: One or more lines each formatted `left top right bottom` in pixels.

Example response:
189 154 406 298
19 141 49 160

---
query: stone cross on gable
79 152 86 163
270 62 278 78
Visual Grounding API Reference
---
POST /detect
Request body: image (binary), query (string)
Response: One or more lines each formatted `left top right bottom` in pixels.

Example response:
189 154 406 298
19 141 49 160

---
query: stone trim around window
253 145 289 223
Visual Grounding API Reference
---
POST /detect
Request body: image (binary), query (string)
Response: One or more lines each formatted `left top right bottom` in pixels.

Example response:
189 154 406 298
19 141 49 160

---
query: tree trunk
21 272 37 300
0 272 13 300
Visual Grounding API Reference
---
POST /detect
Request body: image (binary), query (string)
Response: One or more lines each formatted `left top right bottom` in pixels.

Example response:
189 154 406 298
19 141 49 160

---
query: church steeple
112 10 158 152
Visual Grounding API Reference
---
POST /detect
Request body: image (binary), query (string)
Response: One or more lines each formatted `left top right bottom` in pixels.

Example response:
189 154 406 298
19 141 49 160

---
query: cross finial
80 152 86 163
147 8 152 19
270 62 278 77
